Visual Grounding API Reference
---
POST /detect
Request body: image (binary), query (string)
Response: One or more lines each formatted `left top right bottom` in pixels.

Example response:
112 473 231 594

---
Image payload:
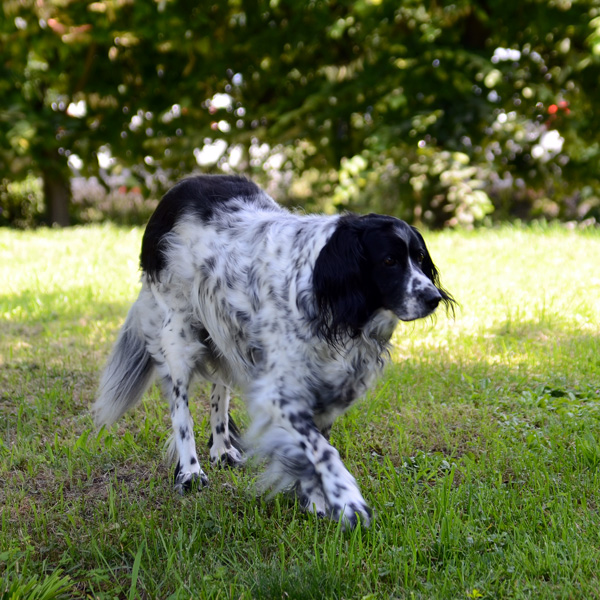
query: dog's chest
308 344 383 415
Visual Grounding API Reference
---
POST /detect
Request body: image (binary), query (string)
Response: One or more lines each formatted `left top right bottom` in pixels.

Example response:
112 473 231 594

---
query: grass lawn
1 223 600 599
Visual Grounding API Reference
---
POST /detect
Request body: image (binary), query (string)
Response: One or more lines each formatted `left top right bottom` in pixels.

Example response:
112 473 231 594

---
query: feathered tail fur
93 303 155 427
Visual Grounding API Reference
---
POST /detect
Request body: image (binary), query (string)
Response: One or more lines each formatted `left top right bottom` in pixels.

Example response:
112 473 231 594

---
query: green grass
1 223 600 599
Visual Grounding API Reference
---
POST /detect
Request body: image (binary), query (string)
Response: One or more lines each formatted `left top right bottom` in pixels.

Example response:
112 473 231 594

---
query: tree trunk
42 167 71 227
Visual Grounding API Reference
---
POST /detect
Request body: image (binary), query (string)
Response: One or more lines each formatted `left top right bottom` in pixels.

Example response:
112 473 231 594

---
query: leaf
128 542 145 600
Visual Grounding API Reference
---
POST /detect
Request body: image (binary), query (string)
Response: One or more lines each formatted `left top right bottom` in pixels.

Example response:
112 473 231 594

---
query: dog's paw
294 482 328 518
323 478 372 529
330 500 373 530
209 445 244 469
173 461 209 494
208 414 245 469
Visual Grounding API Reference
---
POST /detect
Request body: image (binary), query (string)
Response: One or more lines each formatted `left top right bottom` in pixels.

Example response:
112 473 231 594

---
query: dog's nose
424 289 442 311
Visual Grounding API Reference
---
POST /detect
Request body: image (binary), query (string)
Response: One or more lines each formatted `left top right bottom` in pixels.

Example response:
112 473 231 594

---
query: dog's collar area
364 309 398 343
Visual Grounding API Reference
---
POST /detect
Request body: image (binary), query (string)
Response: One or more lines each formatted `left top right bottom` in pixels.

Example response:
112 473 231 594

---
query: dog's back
140 175 275 282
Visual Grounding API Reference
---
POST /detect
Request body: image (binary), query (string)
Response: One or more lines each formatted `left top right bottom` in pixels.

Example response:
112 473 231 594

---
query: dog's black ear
410 226 457 314
313 219 374 342
409 226 440 284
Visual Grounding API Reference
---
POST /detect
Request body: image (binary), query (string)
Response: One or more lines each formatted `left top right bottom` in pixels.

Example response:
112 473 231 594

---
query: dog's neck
363 308 398 345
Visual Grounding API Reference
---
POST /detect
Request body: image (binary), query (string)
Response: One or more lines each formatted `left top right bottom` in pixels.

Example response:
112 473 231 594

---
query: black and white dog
93 175 454 528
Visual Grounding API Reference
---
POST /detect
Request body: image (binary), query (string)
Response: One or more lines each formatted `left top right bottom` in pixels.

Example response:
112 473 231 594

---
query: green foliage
0 565 73 600
332 148 495 227
0 177 156 228
0 177 44 229
2 1 600 226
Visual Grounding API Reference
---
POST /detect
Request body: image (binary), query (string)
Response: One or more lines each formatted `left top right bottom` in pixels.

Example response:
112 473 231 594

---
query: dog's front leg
298 422 372 529
247 386 372 529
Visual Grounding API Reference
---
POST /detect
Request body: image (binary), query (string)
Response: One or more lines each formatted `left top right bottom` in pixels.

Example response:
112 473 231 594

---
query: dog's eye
383 257 397 267
416 252 425 265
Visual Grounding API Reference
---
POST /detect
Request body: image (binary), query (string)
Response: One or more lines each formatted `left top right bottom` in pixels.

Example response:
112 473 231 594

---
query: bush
0 176 44 228
70 177 158 226
0 175 159 229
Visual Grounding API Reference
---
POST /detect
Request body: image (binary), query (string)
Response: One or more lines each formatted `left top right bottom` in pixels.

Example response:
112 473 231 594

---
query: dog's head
313 214 455 342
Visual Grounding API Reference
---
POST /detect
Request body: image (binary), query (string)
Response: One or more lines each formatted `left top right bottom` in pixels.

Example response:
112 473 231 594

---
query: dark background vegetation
2 0 600 229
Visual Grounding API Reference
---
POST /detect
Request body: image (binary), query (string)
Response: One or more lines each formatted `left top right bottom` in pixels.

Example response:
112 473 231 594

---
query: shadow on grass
390 326 599 385
359 326 600 465
249 563 350 600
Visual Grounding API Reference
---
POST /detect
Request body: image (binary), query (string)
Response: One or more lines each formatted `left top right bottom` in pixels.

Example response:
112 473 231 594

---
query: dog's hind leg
163 368 207 493
208 383 244 467
145 295 208 493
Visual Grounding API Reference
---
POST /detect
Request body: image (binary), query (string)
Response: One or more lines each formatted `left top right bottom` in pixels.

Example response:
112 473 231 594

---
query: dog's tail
93 303 155 427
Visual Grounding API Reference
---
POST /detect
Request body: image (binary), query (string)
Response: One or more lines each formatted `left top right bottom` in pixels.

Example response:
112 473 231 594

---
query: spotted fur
93 174 454 529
